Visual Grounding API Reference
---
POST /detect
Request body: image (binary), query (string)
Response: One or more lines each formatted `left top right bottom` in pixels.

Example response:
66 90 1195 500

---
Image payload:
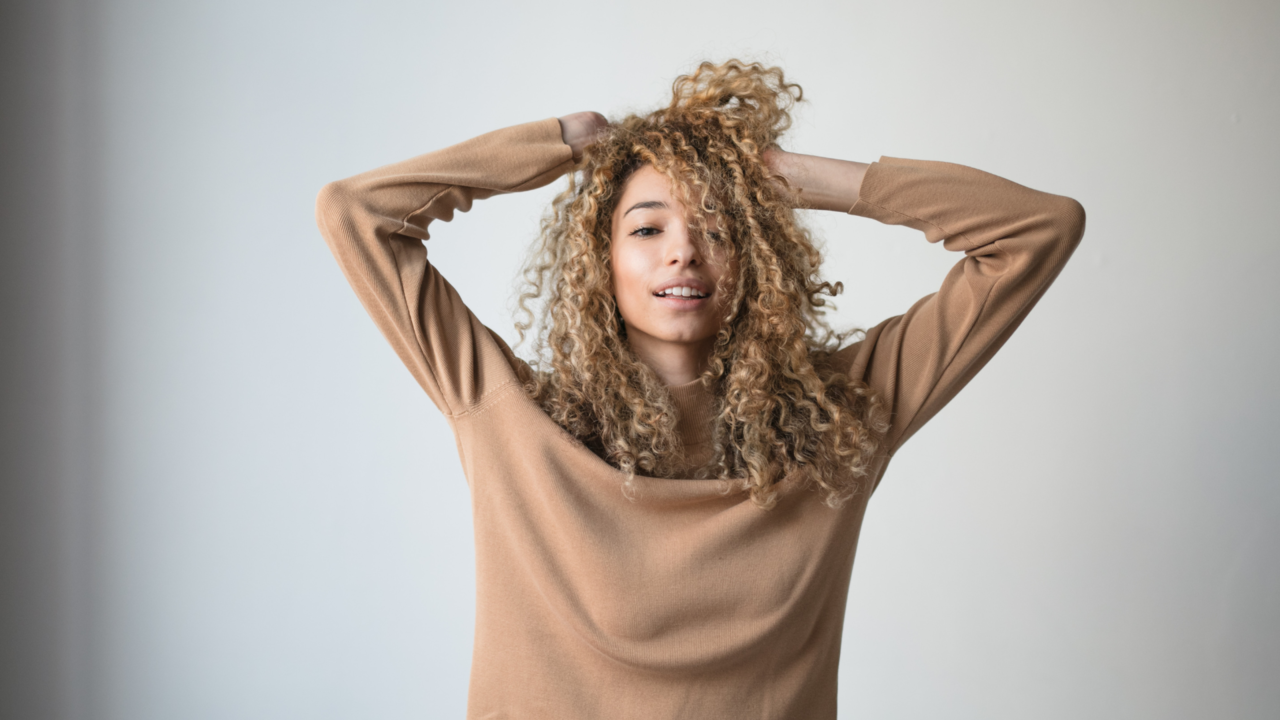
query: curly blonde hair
516 59 888 509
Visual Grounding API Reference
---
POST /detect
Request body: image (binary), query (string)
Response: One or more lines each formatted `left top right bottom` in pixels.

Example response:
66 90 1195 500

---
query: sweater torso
456 381 871 718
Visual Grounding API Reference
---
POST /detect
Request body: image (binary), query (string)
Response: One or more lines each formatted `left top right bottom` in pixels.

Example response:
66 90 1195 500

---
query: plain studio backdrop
3 0 1277 718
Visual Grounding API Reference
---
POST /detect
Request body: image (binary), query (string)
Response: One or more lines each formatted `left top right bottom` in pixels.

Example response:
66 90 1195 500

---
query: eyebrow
622 200 669 217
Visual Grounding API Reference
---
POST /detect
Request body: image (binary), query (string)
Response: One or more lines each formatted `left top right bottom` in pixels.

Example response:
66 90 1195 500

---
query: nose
663 223 704 268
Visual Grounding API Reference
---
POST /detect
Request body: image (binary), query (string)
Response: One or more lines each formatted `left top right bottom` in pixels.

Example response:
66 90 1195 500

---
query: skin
558 112 871 386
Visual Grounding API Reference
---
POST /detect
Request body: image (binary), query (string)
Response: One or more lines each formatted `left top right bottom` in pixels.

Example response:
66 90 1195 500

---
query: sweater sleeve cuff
847 156 904 217
845 156 963 240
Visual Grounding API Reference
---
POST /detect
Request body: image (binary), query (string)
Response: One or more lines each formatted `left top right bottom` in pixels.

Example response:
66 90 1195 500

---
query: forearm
319 118 575 244
851 157 1085 254
765 149 870 212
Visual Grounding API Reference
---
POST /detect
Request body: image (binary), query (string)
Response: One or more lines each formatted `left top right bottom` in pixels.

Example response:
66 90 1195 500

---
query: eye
629 225 660 238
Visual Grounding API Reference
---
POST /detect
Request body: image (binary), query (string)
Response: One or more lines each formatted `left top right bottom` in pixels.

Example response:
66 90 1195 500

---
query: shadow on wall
1 2 102 719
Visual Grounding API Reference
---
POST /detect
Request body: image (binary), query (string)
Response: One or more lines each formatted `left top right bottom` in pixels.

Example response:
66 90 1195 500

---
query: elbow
1053 195 1087 250
314 179 355 238
1017 195 1086 275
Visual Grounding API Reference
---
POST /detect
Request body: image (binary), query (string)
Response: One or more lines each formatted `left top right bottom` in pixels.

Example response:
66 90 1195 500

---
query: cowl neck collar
666 377 717 449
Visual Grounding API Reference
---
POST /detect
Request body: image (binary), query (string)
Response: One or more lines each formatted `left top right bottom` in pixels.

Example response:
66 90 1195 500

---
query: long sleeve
832 157 1086 459
314 118 575 415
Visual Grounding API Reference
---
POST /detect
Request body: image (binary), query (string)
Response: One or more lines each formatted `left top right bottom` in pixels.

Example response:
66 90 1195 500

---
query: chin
656 328 718 344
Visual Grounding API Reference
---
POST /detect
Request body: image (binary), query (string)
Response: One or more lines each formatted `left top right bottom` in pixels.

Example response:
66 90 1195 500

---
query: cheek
609 243 656 329
609 244 644 300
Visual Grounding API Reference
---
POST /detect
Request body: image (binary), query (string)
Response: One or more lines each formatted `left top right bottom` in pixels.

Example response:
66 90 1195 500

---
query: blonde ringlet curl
515 59 889 509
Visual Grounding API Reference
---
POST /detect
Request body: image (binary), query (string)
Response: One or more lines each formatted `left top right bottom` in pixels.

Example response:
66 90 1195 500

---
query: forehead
616 165 677 209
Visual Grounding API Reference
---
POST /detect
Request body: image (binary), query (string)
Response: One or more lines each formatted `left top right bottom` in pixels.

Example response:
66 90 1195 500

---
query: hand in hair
558 111 609 161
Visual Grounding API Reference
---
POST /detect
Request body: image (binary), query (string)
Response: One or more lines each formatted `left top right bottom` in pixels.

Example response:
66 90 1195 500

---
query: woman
316 60 1084 719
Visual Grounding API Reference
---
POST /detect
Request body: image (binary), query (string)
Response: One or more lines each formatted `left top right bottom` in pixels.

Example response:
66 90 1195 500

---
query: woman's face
609 165 735 353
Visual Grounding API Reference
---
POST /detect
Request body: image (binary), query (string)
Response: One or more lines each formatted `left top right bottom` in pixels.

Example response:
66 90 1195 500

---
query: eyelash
629 226 722 240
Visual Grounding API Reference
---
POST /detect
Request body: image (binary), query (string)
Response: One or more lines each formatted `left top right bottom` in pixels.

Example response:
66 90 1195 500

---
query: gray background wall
4 0 1277 718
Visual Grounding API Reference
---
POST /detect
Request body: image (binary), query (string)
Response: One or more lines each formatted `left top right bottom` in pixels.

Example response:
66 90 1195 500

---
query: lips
652 277 711 299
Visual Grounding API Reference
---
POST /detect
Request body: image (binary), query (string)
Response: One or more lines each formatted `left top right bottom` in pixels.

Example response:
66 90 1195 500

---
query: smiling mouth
653 286 710 299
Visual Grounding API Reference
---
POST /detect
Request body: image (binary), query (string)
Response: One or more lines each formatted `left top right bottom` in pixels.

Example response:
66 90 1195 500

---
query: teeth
659 286 707 298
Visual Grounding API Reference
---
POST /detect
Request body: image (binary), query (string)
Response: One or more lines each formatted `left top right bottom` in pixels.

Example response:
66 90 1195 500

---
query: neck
626 333 713 386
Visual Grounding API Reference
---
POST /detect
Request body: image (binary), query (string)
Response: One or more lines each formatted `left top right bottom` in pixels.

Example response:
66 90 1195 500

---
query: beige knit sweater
315 118 1085 719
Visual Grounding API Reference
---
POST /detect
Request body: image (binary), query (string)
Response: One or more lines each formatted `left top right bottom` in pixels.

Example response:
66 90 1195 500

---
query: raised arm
314 118 578 415
767 149 1086 459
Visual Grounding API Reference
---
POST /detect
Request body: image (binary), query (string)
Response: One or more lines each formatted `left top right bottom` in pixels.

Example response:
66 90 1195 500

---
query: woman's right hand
558 111 609 161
